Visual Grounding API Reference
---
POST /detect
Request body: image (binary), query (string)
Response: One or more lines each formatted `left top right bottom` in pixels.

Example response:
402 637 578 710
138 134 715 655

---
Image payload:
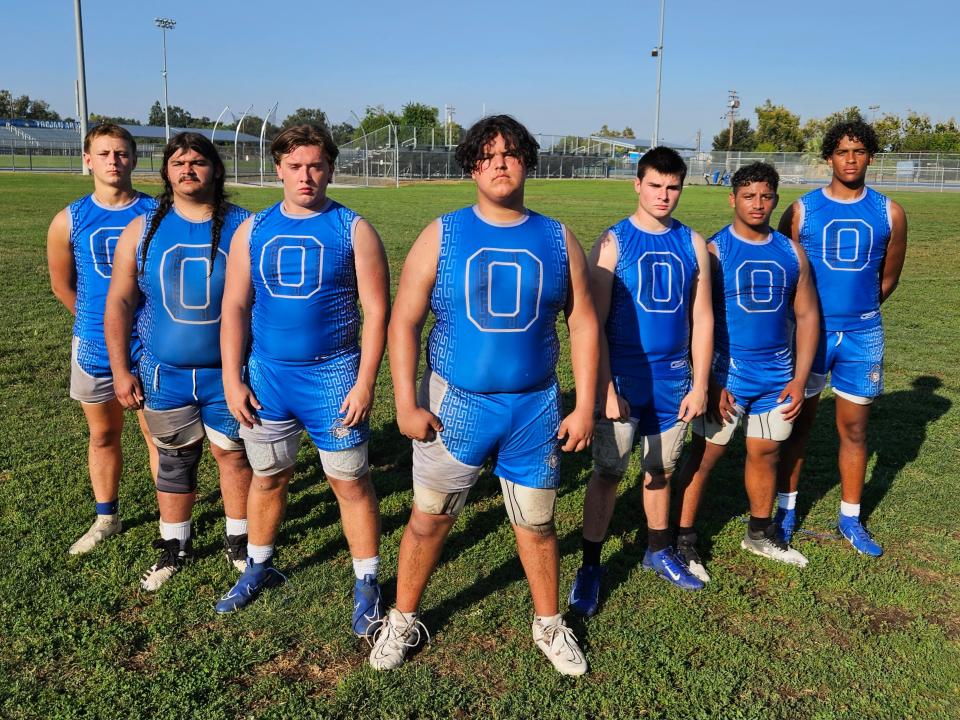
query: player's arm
880 200 907 303
388 220 442 442
780 242 820 422
776 200 801 242
341 219 391 427
220 217 260 429
559 228 600 452
46 209 77 315
588 230 628 421
104 216 145 410
679 231 713 422
704 243 735 423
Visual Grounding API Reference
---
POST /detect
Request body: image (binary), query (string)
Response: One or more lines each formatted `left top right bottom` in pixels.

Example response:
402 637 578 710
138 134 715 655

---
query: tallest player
776 121 907 555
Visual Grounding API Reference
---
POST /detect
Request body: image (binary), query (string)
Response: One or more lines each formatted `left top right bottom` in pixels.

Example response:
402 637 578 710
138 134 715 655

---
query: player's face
634 170 683 220
84 135 136 187
730 181 778 228
167 148 219 201
828 136 872 185
276 144 333 210
471 134 526 202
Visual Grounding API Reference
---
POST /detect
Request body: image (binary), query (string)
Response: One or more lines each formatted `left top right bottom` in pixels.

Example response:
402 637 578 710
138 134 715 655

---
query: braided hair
141 132 229 274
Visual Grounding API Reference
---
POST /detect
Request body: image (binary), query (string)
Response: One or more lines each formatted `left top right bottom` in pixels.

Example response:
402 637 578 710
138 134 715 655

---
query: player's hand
778 379 805 423
604 389 630 422
225 380 261 429
114 371 144 411
707 384 736 424
558 407 593 452
340 383 374 427
397 405 443 442
678 385 707 422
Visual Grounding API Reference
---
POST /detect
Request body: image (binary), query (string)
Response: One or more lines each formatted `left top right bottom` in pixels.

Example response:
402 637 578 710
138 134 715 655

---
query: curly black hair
140 132 228 275
636 146 687 183
454 115 539 175
821 120 879 159
731 162 780 193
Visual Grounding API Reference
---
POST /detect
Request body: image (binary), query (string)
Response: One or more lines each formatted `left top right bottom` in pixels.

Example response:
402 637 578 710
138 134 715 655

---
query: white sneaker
139 538 194 591
68 516 122 555
741 528 808 568
532 615 587 676
368 608 429 671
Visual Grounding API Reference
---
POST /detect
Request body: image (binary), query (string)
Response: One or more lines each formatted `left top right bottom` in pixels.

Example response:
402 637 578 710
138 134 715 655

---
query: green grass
1 173 958 719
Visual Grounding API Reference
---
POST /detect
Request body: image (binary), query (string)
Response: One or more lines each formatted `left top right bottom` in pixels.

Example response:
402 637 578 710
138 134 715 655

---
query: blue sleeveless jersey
798 187 891 331
605 217 699 378
136 204 250 368
710 225 800 361
428 206 569 393
248 200 361 363
68 192 156 341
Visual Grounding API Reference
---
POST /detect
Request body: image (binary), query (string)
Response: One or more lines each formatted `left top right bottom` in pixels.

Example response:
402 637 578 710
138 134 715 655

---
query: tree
281 107 329 129
90 113 141 126
230 114 280 140
754 100 804 151
802 106 864 153
400 102 439 127
0 90 61 120
711 118 755 151
622 126 635 139
873 113 903 151
330 122 355 146
147 101 203 128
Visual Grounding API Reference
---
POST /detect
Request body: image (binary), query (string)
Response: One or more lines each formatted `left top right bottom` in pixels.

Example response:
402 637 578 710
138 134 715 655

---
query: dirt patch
843 596 915 634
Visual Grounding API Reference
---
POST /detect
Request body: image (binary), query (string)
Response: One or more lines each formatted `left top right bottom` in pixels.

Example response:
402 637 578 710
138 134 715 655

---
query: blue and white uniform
136 204 250 443
67 192 156 402
243 199 368 453
416 206 569 491
797 187 891 401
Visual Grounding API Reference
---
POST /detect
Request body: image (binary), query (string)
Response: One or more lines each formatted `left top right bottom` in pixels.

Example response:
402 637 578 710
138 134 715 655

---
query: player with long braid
105 132 252 590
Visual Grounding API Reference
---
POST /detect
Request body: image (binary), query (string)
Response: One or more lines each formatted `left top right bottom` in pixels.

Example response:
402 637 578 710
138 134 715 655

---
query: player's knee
152 422 205 451
245 435 299 477
329 473 375 503
155 442 202 494
643 472 670 491
89 427 122 450
838 421 867 445
592 467 622 487
501 479 556 536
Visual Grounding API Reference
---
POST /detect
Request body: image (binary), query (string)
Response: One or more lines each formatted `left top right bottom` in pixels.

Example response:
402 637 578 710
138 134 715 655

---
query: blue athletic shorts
248 350 368 452
713 350 794 415
810 324 884 400
613 371 690 435
139 352 239 441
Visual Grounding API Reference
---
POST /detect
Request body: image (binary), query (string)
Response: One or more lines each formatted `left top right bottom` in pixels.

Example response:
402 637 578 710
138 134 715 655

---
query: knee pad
413 483 469 518
244 434 299 477
500 477 556 536
156 442 202 494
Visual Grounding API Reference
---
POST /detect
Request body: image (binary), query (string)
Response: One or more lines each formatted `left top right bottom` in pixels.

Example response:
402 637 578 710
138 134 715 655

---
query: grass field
1 174 958 719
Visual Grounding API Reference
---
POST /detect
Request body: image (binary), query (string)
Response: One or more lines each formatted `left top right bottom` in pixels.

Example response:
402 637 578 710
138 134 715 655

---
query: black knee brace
156 442 202 494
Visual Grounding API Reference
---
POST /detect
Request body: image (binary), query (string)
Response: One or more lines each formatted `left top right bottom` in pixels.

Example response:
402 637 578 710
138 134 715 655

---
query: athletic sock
535 613 563 627
840 501 861 519
225 516 248 536
395 609 419 625
159 519 191 549
748 515 772 535
647 527 672 553
247 543 274 564
677 526 697 544
95 499 119 517
581 538 603 567
352 555 380 580
778 491 798 511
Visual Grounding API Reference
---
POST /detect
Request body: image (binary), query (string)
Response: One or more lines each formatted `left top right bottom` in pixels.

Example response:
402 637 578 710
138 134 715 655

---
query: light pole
868 105 880 124
73 0 89 175
351 110 370 187
155 17 176 142
651 0 666 149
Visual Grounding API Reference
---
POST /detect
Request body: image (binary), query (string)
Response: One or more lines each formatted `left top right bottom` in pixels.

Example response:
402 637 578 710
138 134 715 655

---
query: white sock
840 501 861 518
535 613 563 627
159 520 191 549
778 492 798 511
225 516 248 536
352 555 380 580
247 543 274 564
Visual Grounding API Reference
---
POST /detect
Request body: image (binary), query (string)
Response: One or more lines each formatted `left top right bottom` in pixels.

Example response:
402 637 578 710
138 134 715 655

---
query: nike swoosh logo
665 565 680 581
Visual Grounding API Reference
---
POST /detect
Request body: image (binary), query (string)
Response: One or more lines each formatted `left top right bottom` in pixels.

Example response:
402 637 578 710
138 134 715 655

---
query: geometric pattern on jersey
605 216 698 378
428 206 569 393
246 351 368 452
798 187 891 331
68 192 157 342
417 370 562 489
136 204 250 368
613 371 690 435
138 351 240 441
712 351 794 415
709 225 800 361
812 325 885 399
248 200 361 363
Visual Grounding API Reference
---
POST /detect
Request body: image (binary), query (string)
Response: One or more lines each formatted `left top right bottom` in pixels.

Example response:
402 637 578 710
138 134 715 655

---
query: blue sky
5 0 958 146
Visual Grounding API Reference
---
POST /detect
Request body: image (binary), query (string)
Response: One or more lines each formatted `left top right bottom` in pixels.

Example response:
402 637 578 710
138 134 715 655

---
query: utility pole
73 0 89 175
651 0 666 149
726 89 740 150
695 129 701 154
155 18 176 142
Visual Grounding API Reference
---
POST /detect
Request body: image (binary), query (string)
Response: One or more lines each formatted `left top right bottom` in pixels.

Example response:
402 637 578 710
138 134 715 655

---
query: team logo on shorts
330 421 350 440
545 452 559 469
867 365 882 385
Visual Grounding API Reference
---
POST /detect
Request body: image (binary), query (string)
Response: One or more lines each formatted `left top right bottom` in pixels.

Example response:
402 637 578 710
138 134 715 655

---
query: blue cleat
568 564 605 617
215 558 286 614
774 507 797 544
642 547 705 591
838 515 883 557
352 574 384 636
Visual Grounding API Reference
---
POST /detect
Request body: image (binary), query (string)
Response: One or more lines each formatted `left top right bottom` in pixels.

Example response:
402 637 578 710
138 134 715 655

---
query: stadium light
155 17 176 142
651 0 666 149
869 104 880 123
73 0 89 175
